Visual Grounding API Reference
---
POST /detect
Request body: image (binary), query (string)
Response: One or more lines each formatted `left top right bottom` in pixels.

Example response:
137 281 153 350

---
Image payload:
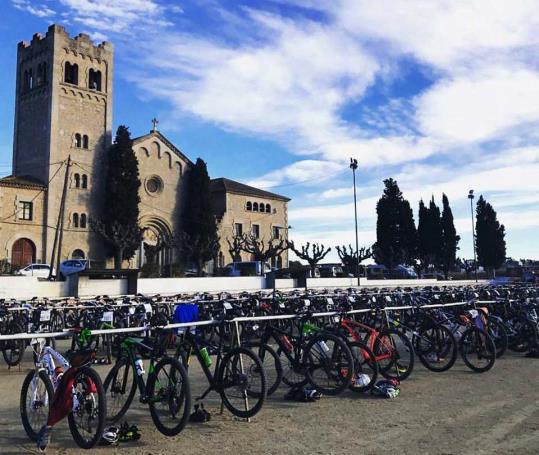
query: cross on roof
151 117 159 132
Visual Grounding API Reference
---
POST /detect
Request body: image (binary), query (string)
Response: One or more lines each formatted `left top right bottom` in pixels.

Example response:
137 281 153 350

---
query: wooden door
12 238 36 267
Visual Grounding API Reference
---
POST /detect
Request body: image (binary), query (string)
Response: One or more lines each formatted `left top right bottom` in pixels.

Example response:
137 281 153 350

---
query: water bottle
316 340 330 354
200 347 212 367
135 358 145 376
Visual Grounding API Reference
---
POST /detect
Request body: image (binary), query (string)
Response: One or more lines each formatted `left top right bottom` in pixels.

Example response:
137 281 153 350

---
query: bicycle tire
372 329 415 381
2 322 25 367
20 369 54 441
305 333 354 396
246 342 282 396
147 357 191 436
487 317 508 358
347 340 378 393
67 366 106 449
416 324 458 372
218 347 266 418
103 357 137 422
459 327 496 373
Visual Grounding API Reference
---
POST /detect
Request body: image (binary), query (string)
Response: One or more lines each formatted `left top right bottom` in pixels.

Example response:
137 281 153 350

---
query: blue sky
1 0 538 262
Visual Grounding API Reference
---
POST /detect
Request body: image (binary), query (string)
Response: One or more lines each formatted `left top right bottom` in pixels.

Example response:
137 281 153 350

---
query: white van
225 261 272 277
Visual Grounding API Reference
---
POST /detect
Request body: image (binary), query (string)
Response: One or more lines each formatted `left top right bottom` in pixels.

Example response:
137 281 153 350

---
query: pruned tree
287 241 331 277
336 245 372 276
456 257 475 279
96 125 142 268
177 231 220 275
226 234 244 262
239 234 288 274
90 219 143 269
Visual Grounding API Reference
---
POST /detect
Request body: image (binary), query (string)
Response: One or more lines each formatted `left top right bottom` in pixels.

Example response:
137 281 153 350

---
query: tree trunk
114 248 123 270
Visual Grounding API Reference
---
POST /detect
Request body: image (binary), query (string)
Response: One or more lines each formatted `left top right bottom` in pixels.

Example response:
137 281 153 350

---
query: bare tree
177 231 220 276
287 241 331 277
336 245 372 276
226 235 244 262
239 234 288 274
90 219 144 269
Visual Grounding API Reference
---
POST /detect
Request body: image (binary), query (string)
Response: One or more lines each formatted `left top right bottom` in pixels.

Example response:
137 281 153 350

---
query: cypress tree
417 199 429 273
428 197 443 268
99 125 142 268
476 195 506 276
182 158 219 275
440 194 460 279
399 199 418 267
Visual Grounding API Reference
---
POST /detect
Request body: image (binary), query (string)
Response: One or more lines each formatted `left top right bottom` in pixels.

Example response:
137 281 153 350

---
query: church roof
0 175 45 189
132 130 193 165
210 177 290 202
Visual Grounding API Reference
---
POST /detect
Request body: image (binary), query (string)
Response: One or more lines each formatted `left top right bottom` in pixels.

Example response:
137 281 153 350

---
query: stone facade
211 178 290 269
0 25 289 273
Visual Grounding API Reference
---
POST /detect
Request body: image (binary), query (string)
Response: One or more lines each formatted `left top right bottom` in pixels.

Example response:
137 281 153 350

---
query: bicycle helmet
100 426 119 445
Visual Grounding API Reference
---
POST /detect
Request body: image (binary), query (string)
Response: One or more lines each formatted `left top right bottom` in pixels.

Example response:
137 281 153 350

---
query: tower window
246 201 252 211
65 62 79 85
234 223 243 236
89 69 102 91
19 201 33 221
80 214 87 229
73 213 79 228
74 173 81 188
75 133 82 148
83 135 89 149
28 68 33 90
81 174 88 189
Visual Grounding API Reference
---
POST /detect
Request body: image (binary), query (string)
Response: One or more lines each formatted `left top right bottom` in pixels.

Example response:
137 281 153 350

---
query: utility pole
468 189 478 283
350 158 360 286
48 156 71 279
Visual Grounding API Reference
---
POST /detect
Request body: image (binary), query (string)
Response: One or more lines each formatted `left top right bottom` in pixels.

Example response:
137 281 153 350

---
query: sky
0 0 538 262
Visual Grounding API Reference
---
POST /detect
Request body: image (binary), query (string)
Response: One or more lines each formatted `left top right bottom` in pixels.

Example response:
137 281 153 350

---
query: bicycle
103 328 192 436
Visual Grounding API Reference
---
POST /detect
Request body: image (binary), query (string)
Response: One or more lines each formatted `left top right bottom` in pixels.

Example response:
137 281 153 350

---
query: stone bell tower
13 24 114 262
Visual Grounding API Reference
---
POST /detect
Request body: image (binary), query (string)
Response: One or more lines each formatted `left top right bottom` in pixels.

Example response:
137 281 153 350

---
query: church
0 25 289 274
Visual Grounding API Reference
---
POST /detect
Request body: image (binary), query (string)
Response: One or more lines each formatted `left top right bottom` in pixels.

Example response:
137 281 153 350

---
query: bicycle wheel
218 347 266 418
415 324 457 372
20 370 54 441
459 327 496 373
2 322 25 367
487 318 508 358
278 347 308 388
304 333 354 396
348 341 378 393
246 342 282 396
67 366 106 449
373 329 415 381
103 357 137 422
147 357 191 436
508 316 537 353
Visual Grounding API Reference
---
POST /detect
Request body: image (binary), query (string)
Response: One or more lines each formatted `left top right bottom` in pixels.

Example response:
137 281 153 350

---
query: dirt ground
0 342 538 455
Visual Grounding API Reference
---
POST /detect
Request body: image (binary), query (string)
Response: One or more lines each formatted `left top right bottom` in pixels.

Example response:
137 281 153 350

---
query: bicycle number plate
101 311 113 322
279 302 285 308
385 296 392 302
223 302 233 310
332 316 339 323
326 297 334 306
143 304 153 314
304 299 310 307
40 310 51 322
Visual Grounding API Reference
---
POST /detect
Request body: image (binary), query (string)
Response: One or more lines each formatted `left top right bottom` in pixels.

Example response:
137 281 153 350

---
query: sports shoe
36 425 51 452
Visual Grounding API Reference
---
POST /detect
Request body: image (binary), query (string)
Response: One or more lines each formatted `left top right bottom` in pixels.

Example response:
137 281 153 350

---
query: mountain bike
103 328 191 436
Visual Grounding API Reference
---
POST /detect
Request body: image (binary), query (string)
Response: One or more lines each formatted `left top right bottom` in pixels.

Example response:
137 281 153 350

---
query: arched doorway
12 238 36 267
138 217 174 274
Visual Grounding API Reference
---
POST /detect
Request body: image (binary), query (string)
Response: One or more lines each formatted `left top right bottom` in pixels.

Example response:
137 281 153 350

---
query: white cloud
11 0 55 17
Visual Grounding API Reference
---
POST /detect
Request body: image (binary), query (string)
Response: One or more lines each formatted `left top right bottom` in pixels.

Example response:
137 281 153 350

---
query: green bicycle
103 329 191 436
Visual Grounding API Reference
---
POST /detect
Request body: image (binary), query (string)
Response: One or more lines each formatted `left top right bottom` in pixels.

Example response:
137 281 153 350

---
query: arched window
64 62 78 85
80 214 87 229
246 201 252 211
83 135 89 149
75 133 82 148
265 203 271 213
89 69 102 91
81 175 88 189
72 249 85 259
74 173 80 188
73 213 79 228
28 68 33 90
253 202 259 212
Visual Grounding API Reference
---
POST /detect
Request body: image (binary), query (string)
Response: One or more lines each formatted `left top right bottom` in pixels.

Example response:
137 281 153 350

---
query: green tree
440 194 460 279
182 158 219 275
93 125 142 268
373 178 417 274
475 195 506 276
417 197 442 273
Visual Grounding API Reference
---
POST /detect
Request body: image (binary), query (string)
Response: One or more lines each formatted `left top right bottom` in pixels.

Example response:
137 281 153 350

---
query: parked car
318 264 344 278
225 261 271 277
18 263 54 278
59 259 89 278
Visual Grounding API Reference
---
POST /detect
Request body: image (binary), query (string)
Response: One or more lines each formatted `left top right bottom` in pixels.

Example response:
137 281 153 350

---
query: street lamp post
350 158 360 287
468 190 478 283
